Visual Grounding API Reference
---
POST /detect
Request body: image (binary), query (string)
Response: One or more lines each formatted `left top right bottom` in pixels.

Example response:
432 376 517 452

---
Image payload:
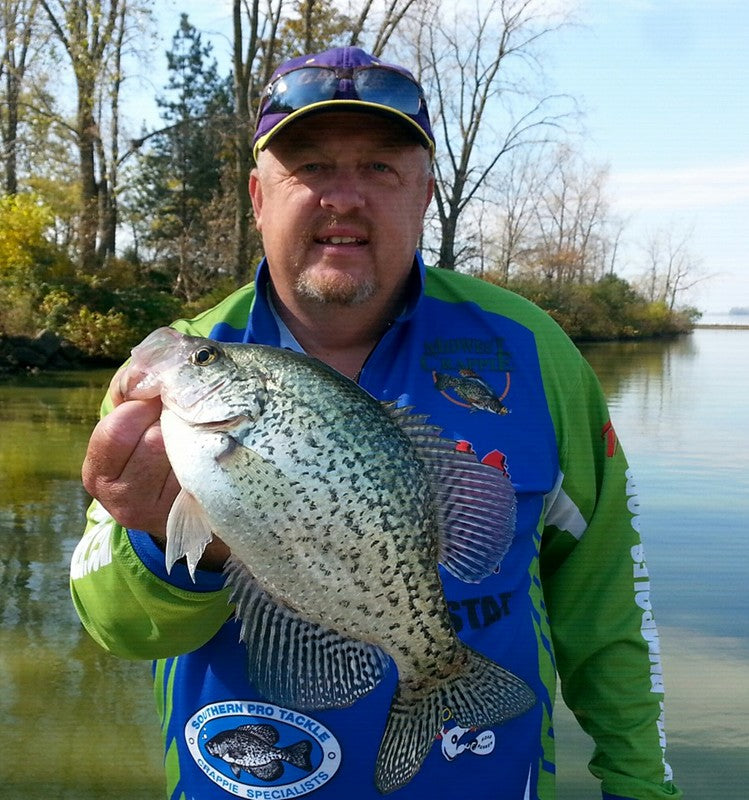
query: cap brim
252 100 435 161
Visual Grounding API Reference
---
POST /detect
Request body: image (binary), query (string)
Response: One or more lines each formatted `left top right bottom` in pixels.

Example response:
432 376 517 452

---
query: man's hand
81 395 178 538
81 368 230 571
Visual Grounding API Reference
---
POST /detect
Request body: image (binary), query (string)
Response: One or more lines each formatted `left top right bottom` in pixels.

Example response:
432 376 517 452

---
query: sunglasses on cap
257 64 426 119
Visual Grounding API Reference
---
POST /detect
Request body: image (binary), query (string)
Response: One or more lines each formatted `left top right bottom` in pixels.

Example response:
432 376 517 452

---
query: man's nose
318 169 366 213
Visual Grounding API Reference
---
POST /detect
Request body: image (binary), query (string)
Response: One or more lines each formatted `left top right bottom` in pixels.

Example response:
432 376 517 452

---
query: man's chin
295 273 377 306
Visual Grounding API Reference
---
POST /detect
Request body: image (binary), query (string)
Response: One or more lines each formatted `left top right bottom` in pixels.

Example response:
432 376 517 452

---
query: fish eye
191 345 220 366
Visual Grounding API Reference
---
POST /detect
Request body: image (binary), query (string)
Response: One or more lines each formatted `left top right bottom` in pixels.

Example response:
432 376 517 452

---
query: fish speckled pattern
121 326 535 793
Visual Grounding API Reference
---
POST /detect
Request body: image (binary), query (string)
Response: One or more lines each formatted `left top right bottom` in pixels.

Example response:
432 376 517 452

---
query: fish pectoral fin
230 763 242 779
165 488 214 580
249 760 284 782
384 405 517 583
224 555 390 710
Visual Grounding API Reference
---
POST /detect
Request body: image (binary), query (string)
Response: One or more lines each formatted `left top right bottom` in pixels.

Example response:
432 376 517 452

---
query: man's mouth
316 235 367 245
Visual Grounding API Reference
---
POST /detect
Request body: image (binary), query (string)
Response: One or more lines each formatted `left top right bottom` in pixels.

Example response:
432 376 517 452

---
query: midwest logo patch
185 701 341 797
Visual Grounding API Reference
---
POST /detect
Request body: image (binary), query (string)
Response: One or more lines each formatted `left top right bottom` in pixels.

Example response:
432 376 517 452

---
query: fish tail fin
283 739 313 773
374 647 535 794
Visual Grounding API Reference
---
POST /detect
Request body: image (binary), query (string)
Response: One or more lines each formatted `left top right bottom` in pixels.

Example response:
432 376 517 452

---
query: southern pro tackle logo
185 701 341 797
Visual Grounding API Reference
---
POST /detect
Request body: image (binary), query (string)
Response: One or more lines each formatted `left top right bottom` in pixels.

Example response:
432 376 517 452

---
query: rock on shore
0 330 88 374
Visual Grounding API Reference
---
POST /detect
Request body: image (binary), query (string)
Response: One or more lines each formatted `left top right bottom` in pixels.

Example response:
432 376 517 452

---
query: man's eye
372 162 391 173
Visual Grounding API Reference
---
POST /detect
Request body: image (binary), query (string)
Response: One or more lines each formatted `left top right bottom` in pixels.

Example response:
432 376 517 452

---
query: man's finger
82 398 164 485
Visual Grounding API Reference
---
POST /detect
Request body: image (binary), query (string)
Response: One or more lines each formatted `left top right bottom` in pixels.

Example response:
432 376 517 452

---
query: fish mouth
163 399 250 433
193 414 250 432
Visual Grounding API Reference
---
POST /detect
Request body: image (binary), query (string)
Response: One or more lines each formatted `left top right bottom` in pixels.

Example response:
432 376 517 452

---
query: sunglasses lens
263 69 340 114
354 70 422 115
263 67 422 117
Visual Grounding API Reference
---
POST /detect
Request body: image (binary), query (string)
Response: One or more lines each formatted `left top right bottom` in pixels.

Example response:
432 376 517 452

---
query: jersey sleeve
539 355 681 800
70 498 232 659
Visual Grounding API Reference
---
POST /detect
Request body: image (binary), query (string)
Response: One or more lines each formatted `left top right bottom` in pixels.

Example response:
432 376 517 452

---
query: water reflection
0 371 164 798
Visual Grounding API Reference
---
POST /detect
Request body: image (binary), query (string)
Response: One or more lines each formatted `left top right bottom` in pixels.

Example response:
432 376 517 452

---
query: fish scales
199 350 451 666
121 327 536 793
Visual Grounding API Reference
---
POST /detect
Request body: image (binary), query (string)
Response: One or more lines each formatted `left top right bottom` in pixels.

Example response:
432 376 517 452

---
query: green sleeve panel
70 499 232 660
539 350 680 799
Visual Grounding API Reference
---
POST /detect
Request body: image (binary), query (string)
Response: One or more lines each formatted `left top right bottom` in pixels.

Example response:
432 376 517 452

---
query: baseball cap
252 46 435 159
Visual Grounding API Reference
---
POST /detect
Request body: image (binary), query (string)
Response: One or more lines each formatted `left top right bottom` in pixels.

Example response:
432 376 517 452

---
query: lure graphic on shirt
119 327 536 794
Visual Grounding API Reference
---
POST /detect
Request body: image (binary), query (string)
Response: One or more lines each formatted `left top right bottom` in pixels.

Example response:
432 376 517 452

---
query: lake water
1 327 747 798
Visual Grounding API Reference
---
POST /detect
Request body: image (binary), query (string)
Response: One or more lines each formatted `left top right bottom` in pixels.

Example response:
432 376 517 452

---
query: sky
545 0 749 314
146 0 748 315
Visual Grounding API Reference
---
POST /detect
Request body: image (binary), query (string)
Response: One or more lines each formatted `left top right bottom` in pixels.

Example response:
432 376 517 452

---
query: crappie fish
205 723 313 781
120 326 535 793
432 369 509 415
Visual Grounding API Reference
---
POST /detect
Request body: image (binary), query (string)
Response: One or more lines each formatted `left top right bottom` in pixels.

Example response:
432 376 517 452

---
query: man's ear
249 168 263 231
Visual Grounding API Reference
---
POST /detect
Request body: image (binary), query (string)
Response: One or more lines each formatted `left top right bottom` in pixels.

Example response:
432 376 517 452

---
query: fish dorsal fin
224 555 391 710
384 404 517 583
165 488 214 579
238 723 279 745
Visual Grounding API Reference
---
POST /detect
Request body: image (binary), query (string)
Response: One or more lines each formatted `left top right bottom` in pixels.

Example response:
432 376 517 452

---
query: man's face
250 112 434 313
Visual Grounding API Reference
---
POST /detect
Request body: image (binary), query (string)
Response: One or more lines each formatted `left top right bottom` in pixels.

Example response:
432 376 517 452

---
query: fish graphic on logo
206 723 313 782
432 369 510 415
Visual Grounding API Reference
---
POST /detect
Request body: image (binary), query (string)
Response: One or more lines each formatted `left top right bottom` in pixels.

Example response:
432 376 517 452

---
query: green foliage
0 193 76 335
485 272 693 341
0 193 58 276
0 196 183 360
37 260 184 359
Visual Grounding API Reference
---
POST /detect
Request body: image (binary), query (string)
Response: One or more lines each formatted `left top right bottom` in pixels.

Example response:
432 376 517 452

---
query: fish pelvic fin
374 647 535 794
165 488 214 580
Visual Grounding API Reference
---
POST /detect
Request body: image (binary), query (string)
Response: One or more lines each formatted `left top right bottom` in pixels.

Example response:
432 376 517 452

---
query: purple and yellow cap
252 46 435 160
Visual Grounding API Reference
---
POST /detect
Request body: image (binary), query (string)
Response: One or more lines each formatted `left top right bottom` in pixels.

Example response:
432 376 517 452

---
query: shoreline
694 323 749 330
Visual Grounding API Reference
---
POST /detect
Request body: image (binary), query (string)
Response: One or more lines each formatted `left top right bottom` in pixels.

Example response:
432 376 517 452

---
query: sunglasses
258 65 425 119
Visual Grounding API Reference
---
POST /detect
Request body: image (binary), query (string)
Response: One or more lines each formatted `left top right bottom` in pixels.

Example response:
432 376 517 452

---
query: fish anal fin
249 761 283 781
224 555 390 710
165 488 214 580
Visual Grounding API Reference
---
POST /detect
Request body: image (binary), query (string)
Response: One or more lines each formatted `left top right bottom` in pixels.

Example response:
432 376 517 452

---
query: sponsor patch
185 701 341 797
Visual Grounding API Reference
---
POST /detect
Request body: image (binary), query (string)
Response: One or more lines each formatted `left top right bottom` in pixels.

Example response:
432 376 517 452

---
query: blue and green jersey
71 256 680 800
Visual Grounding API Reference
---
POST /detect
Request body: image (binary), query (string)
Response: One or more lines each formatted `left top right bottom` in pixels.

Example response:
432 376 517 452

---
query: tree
403 0 572 271
0 0 40 194
640 226 704 310
128 14 234 300
525 144 612 284
38 0 151 269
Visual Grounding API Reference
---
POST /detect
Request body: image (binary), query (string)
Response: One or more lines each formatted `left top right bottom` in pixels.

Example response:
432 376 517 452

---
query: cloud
611 160 749 212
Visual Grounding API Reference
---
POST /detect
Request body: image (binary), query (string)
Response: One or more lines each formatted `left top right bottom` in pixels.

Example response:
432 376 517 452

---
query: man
72 46 681 799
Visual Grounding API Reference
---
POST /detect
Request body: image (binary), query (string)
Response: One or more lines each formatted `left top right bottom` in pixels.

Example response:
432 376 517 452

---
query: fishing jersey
71 256 681 800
